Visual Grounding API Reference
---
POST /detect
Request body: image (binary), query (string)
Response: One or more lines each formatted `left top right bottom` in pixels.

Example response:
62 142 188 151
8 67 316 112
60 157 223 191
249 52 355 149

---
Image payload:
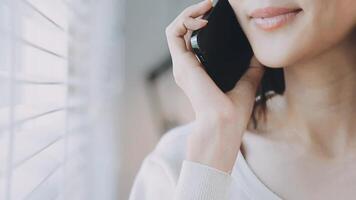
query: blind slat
26 0 68 30
23 0 66 32
23 164 62 200
0 106 67 131
0 71 66 85
15 107 66 125
25 165 62 200
21 39 67 59
20 44 67 81
13 135 64 169
11 140 64 199
26 165 63 200
21 17 68 57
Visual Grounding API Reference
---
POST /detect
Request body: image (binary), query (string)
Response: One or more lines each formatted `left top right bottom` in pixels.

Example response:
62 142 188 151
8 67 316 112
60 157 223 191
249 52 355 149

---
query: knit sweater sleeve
174 160 232 200
130 124 232 200
129 155 232 200
129 123 232 200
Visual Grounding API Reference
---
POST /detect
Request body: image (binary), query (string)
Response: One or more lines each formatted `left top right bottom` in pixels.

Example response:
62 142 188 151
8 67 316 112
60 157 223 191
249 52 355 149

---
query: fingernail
198 19 208 23
210 0 215 6
201 0 212 5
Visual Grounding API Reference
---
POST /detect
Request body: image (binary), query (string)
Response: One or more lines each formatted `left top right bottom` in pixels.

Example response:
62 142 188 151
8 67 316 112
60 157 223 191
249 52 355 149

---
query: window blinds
1 0 124 198
0 0 92 199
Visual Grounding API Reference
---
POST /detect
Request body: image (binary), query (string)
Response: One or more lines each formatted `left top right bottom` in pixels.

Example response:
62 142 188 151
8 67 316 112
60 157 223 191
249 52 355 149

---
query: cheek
303 0 356 56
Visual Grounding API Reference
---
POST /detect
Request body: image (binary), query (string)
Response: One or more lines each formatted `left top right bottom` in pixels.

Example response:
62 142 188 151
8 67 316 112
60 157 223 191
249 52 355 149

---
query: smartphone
190 0 285 94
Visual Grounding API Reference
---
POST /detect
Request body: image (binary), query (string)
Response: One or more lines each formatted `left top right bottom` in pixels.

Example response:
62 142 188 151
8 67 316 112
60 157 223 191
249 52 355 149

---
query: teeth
253 12 296 28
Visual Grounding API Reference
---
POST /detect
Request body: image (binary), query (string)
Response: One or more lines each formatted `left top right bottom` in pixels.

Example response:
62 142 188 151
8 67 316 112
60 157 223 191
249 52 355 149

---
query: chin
253 48 292 68
244 12 310 68
239 13 308 68
251 44 303 68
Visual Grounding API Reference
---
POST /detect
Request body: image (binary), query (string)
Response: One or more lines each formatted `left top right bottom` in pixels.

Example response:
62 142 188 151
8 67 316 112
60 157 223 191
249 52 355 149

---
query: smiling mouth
249 7 303 31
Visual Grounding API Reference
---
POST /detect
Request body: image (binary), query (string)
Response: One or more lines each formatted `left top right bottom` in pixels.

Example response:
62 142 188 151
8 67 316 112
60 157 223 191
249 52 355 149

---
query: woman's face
229 0 356 68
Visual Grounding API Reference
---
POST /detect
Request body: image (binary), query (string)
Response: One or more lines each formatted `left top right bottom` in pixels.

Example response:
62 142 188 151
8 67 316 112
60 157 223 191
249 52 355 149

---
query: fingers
184 18 209 31
183 66 224 115
184 29 193 50
180 0 212 18
226 56 265 124
166 0 212 55
165 0 217 114
184 18 207 50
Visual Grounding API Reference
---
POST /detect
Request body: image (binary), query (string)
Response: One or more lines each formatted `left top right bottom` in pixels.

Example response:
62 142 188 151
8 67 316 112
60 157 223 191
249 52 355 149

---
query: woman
130 0 356 199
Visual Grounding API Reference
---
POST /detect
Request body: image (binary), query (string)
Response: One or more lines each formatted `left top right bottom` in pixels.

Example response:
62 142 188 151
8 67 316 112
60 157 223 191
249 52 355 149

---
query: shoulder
155 122 194 155
145 122 195 183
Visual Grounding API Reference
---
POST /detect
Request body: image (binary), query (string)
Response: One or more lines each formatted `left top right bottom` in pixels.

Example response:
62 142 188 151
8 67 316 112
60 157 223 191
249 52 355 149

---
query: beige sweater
129 122 282 200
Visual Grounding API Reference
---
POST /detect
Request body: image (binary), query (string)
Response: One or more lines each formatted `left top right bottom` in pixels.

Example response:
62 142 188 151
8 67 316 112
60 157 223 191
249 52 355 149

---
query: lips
250 7 302 18
249 7 303 31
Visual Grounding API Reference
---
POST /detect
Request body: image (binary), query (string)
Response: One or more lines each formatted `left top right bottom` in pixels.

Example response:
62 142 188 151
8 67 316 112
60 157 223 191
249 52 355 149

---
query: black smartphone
190 0 285 94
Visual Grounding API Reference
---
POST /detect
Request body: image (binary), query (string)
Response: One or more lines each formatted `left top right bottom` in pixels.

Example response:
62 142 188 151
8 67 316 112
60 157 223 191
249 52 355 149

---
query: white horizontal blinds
0 0 85 199
0 0 122 198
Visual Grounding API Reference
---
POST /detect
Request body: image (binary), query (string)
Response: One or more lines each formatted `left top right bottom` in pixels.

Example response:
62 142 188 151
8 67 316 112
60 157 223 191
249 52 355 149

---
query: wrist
186 128 242 173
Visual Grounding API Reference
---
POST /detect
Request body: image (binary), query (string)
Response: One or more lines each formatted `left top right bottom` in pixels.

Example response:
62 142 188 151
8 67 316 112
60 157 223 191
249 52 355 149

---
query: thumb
226 56 265 122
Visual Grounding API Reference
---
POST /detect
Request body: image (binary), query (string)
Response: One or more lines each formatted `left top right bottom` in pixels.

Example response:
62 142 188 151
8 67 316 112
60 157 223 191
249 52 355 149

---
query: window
0 0 123 199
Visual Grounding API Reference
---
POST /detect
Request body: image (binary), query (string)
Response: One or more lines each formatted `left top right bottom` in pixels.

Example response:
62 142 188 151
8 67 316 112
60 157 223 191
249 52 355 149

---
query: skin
165 0 356 199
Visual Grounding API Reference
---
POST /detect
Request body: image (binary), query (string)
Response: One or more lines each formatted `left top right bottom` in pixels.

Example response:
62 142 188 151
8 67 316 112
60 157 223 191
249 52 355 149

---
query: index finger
165 0 212 55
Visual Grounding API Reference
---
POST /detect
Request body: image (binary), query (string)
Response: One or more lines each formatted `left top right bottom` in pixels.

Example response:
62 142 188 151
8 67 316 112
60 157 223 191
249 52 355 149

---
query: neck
282 31 356 158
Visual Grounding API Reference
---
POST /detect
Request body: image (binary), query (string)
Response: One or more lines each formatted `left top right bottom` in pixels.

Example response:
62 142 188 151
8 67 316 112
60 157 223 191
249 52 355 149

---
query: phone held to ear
190 0 285 94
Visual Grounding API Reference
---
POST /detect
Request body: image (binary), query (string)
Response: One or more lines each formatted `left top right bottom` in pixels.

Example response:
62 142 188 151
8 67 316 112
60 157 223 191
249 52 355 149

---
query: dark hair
251 67 285 129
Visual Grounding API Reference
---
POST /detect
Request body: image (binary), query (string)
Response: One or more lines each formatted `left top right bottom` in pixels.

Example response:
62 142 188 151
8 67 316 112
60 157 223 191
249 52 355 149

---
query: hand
165 0 265 173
